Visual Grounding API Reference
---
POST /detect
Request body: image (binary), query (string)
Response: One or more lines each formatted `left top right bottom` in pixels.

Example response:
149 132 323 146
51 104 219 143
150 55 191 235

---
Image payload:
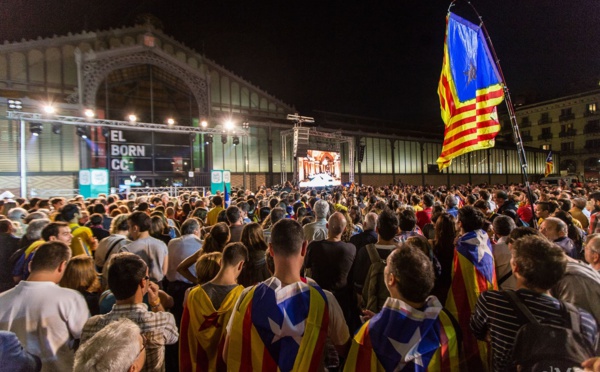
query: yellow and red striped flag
544 151 553 177
437 12 505 171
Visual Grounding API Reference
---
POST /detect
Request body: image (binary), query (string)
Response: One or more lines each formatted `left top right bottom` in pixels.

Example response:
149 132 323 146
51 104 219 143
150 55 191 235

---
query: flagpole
454 0 538 228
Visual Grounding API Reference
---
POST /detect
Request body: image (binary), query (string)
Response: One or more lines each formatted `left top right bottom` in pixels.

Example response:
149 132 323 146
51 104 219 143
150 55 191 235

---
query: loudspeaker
293 127 310 157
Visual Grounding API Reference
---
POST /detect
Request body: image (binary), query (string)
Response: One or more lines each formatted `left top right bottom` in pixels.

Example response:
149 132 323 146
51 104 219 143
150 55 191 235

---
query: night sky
2 0 599 131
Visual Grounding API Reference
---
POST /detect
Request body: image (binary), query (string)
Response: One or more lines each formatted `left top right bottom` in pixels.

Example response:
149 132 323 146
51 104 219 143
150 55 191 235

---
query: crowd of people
1 180 600 371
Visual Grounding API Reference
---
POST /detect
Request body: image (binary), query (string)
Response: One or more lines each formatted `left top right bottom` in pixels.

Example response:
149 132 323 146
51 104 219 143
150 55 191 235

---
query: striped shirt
81 303 178 372
470 289 598 372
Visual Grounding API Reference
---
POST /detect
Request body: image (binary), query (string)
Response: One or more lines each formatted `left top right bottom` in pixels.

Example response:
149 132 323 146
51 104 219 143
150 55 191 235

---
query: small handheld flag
437 12 505 171
544 151 553 177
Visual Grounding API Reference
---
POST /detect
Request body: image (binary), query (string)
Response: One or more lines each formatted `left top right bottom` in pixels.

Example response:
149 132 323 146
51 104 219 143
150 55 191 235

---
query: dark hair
107 253 147 300
495 191 508 201
221 242 248 267
203 222 230 253
388 245 435 303
492 215 516 237
377 208 399 240
136 202 150 212
458 205 485 232
92 204 107 214
226 206 241 224
270 219 304 257
0 219 12 233
513 235 567 290
30 241 72 272
422 193 435 208
269 207 286 225
60 204 80 222
240 223 268 253
398 209 417 232
90 213 103 226
41 221 69 241
128 211 151 232
212 196 223 207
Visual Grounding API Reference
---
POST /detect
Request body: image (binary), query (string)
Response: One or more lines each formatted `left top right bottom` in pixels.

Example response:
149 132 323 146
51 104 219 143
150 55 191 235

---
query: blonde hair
195 252 222 284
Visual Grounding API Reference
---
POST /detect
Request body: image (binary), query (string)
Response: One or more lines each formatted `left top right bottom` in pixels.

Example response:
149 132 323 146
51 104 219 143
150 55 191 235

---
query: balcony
584 125 600 135
538 132 553 140
584 110 598 117
538 117 552 125
520 119 531 128
559 113 575 121
558 129 577 138
521 134 533 142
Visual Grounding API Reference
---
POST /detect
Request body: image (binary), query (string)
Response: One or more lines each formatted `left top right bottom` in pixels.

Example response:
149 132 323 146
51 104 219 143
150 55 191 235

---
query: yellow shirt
69 223 94 256
206 206 224 226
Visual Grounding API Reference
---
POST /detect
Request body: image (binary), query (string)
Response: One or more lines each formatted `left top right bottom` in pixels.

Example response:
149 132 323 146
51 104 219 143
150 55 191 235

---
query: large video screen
298 150 342 188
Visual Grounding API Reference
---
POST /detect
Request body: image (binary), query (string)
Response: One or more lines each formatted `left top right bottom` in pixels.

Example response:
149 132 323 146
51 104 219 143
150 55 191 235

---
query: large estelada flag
180 285 244 372
226 278 329 372
344 297 460 372
545 151 554 177
445 229 497 371
437 12 505 171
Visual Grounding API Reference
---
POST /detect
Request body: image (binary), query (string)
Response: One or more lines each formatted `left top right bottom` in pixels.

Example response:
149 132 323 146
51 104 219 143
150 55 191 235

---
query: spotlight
51 123 62 135
102 127 110 138
84 109 95 119
190 133 197 142
7 99 22 110
29 122 43 136
128 114 137 123
232 136 240 146
242 121 249 129
76 126 88 139
201 120 208 128
167 118 175 126
221 134 228 144
224 120 234 131
43 105 55 115
205 134 213 145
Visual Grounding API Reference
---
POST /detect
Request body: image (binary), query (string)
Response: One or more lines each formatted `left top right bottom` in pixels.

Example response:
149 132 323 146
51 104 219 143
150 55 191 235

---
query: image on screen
298 150 342 188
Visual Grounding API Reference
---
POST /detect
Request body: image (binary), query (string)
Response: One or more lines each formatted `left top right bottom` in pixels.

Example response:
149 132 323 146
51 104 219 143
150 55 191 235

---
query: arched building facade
0 18 553 197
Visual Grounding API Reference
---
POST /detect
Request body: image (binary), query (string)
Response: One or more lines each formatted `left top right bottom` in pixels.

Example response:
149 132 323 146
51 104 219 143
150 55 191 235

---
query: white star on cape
464 230 493 263
268 308 305 346
388 327 424 371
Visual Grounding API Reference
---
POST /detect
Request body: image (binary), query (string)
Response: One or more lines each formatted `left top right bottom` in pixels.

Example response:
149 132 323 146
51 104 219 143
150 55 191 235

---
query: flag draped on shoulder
544 151 553 177
344 297 460 372
445 229 497 371
437 12 505 171
180 285 244 372
226 278 329 372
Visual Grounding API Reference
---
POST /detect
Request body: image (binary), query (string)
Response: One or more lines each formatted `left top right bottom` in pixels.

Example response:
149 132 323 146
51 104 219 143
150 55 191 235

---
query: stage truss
280 126 354 186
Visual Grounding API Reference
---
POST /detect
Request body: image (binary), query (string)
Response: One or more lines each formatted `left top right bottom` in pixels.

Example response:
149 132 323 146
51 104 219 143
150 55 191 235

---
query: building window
560 108 575 121
561 142 574 152
542 127 552 134
588 103 597 113
539 112 551 124
585 139 600 149
541 144 551 150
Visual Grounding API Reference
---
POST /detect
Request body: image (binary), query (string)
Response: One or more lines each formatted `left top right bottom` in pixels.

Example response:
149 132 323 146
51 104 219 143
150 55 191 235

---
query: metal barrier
30 189 80 198
128 186 209 197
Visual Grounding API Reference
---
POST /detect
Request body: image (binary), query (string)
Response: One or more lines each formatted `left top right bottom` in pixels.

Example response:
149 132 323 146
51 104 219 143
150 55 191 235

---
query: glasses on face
136 334 148 360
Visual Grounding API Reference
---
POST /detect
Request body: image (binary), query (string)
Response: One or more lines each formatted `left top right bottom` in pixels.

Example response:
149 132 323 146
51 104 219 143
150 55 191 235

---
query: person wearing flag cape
344 244 461 372
224 219 350 371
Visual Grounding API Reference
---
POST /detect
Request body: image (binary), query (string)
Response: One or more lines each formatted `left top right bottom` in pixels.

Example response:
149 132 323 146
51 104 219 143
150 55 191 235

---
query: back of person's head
26 218 51 240
445 194 457 208
270 219 304 257
107 253 147 300
212 195 223 207
73 318 144 372
149 215 166 235
92 204 106 215
480 190 490 201
241 222 268 252
269 207 286 226
226 206 241 224
90 213 103 226
195 252 222 284
473 199 490 212
558 198 572 213
543 216 567 235
573 197 587 210
59 255 99 293
364 212 378 231
128 211 151 232
388 245 435 303
508 226 540 243
422 193 435 208
60 204 80 222
7 207 27 222
30 241 71 273
221 242 248 268
110 213 130 234
0 219 13 233
398 209 417 232
495 190 508 201
41 221 69 241
136 202 150 213
377 208 399 241
327 212 346 236
406 235 434 258
512 235 567 290
203 222 230 253
313 200 330 218
181 218 200 236
458 205 485 232
493 215 516 237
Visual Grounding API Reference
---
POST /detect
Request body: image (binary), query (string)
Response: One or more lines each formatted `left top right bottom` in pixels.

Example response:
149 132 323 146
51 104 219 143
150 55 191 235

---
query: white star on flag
464 230 493 263
268 308 305 345
388 326 424 371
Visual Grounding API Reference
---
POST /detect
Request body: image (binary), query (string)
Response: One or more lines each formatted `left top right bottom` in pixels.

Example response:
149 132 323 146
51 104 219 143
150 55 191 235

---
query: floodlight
76 126 88 139
232 136 240 146
51 123 62 135
29 122 43 136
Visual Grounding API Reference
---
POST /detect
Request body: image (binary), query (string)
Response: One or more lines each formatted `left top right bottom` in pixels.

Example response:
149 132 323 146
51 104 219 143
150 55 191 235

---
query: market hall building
0 16 553 197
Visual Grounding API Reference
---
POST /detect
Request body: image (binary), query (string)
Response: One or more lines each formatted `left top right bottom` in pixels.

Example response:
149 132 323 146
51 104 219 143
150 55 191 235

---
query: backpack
505 290 596 371
362 244 390 313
